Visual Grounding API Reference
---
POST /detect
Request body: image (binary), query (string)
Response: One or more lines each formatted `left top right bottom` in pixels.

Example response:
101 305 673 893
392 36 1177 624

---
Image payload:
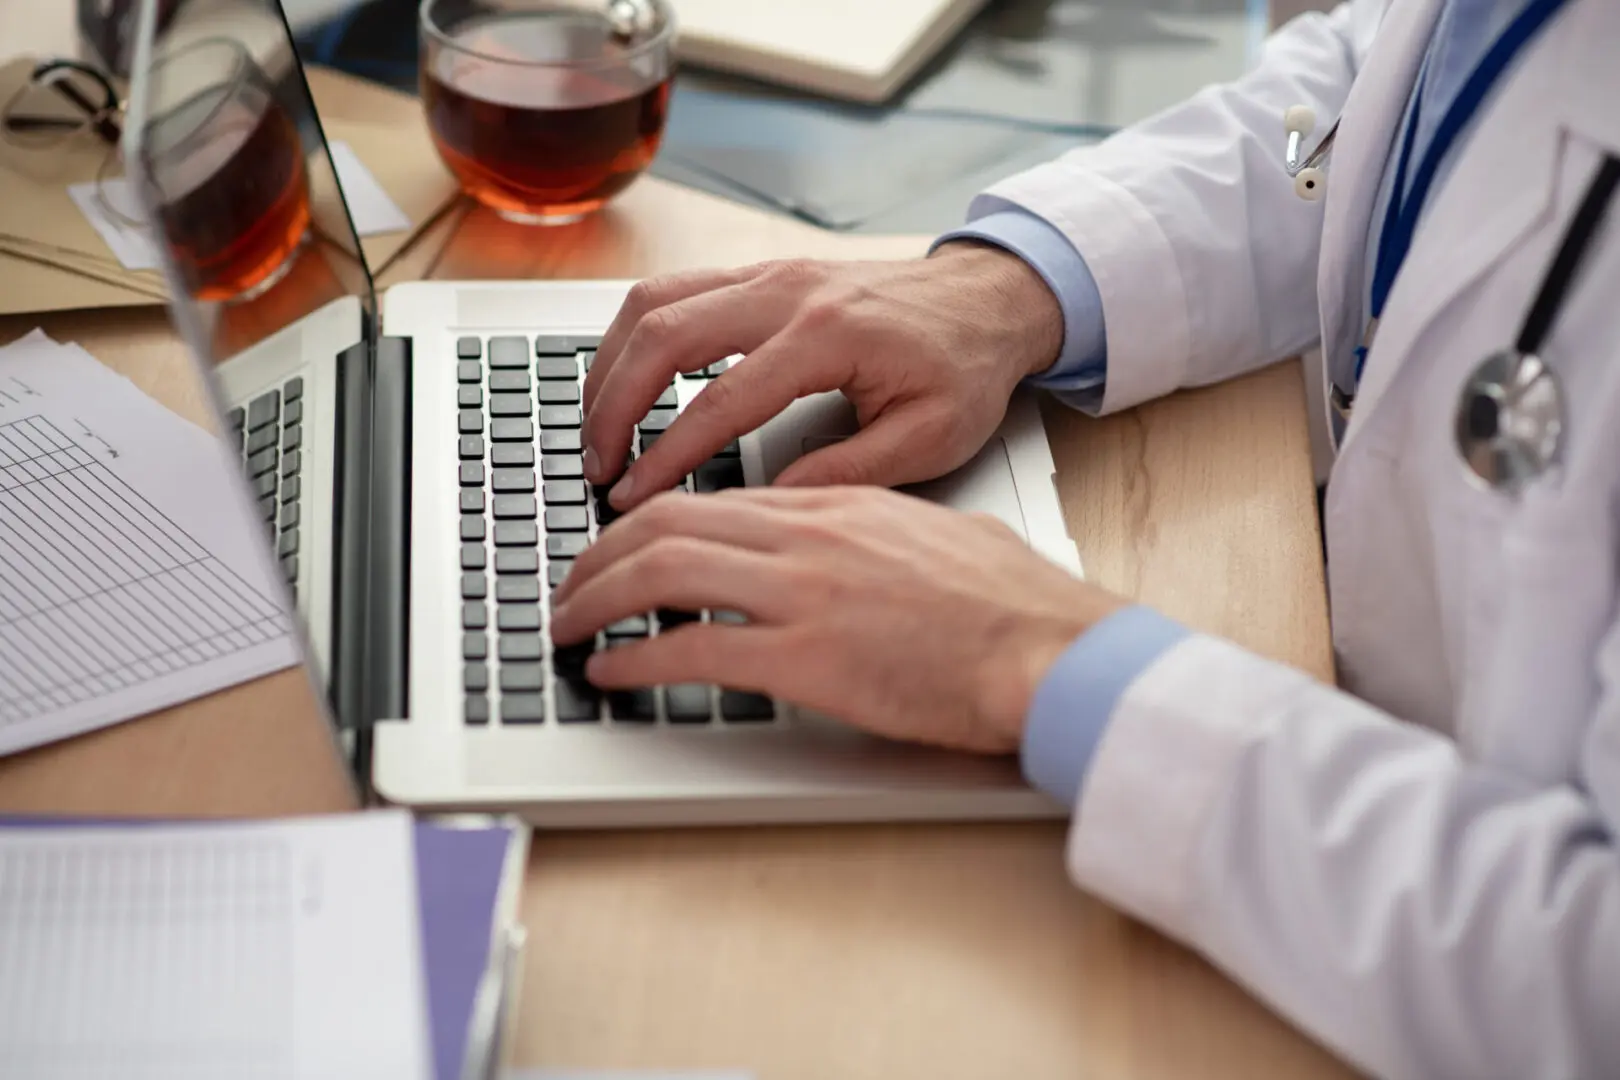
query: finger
585 623 785 693
555 491 793 603
608 336 847 509
549 538 800 644
586 266 762 412
584 281 796 484
774 404 953 489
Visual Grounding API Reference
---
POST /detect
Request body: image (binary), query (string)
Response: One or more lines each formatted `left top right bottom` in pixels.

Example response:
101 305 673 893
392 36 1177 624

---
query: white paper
66 179 161 271
0 810 434 1080
329 140 412 236
0 331 299 756
69 145 407 273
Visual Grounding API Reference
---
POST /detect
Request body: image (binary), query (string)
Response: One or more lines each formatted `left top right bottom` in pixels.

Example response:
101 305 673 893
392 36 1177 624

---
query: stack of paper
0 810 529 1080
0 330 298 756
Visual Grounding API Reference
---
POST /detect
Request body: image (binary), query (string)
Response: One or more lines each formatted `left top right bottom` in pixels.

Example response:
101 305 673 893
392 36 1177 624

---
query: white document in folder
0 331 298 755
0 811 433 1080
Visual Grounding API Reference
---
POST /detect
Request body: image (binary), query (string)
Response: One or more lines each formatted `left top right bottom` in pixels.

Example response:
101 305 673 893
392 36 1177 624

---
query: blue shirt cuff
931 208 1108 392
1020 606 1191 808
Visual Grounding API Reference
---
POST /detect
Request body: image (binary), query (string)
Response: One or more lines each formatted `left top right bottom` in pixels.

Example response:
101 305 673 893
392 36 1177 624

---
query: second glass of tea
420 0 675 225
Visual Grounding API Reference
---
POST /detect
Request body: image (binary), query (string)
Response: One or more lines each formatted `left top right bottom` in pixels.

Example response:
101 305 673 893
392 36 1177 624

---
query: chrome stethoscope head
1284 105 1338 201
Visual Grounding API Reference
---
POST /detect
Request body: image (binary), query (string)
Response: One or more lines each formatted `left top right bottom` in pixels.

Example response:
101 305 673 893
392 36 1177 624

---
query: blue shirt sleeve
1021 606 1191 808
931 206 1109 404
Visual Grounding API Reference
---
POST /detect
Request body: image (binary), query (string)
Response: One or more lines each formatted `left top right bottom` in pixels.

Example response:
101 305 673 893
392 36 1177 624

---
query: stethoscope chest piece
1454 348 1563 495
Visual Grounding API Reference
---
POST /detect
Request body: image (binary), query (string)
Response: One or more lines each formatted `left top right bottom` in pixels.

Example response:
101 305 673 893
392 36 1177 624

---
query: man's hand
549 488 1125 753
581 244 1064 509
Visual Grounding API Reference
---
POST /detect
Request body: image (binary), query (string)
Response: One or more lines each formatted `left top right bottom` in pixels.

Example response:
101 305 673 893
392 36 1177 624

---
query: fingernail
609 472 634 509
583 446 601 483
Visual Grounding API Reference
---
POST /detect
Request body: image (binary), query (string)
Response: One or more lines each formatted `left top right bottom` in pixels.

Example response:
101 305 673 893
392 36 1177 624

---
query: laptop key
694 458 745 493
489 392 533 417
458 361 482 383
276 531 298 558
545 507 588 532
283 400 303 427
281 476 301 503
461 543 487 570
461 572 487 599
489 369 530 393
639 409 677 434
555 678 601 723
246 425 277 456
552 639 594 679
540 429 582 453
491 443 534 467
539 405 582 428
500 663 545 692
608 689 658 723
490 418 534 442
459 409 483 433
706 359 730 377
247 390 279 430
715 441 741 459
499 693 546 724
228 406 246 429
534 355 580 380
465 694 490 725
464 663 490 692
281 449 301 477
658 609 701 629
460 435 484 460
541 455 584 479
258 495 277 522
464 631 489 660
536 334 598 355
281 424 302 453
495 549 539 573
493 494 537 519
499 634 543 661
488 336 529 368
494 521 538 547
548 560 573 587
457 336 482 359
666 684 712 723
497 604 541 632
461 489 484 513
280 554 298 582
461 516 486 541
580 349 595 372
720 691 775 722
252 471 276 500
543 479 587 505
640 431 662 454
458 385 482 408
460 461 485 486
536 382 580 405
279 503 300 531
496 576 540 603
463 601 488 629
605 615 649 638
654 385 678 408
283 376 304 402
547 533 588 559
492 468 536 493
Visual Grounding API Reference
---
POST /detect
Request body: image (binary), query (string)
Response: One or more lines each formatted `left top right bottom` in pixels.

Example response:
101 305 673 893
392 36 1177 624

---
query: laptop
124 0 1082 827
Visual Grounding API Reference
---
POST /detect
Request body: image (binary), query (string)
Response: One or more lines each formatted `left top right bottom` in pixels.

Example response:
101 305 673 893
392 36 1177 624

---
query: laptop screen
123 0 376 367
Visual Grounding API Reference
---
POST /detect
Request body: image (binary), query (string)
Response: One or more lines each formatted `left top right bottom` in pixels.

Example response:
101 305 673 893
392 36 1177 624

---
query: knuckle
623 277 666 316
763 258 820 290
689 373 741 420
633 305 683 353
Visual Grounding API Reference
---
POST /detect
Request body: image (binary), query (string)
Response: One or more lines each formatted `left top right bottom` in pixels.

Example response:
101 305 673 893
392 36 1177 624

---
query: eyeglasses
2 59 141 227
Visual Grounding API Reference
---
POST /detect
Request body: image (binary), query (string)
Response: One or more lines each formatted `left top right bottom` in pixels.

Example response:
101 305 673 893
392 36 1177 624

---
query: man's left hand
550 487 1127 753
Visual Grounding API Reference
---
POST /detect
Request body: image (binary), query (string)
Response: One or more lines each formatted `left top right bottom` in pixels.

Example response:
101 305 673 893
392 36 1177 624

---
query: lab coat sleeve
1067 631 1620 1079
977 0 1387 414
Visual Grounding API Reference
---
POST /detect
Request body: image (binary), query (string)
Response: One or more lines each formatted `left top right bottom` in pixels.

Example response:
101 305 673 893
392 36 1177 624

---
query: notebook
0 810 528 1080
673 0 991 103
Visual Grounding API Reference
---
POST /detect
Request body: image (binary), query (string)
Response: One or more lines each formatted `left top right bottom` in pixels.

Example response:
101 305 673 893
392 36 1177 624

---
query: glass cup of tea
419 0 676 225
134 38 312 303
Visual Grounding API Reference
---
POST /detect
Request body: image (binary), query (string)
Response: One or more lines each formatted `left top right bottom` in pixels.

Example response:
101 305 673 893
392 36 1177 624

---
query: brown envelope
0 57 459 318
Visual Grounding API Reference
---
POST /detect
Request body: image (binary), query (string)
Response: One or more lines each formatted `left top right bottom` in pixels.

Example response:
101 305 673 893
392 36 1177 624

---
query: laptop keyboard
228 378 305 605
456 334 774 728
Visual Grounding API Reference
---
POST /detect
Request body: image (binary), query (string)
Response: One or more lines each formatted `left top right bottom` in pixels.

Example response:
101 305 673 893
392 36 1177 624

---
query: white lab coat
983 0 1620 1076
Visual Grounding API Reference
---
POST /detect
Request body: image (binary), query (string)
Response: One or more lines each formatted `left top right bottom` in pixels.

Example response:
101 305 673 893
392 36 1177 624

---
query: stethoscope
1275 0 1616 495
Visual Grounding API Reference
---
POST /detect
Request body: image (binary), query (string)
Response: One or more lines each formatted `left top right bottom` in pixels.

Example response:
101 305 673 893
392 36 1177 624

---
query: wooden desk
0 40 1346 1080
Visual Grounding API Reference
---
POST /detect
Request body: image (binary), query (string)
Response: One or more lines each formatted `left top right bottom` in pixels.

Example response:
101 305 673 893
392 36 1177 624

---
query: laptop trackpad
755 392 1029 542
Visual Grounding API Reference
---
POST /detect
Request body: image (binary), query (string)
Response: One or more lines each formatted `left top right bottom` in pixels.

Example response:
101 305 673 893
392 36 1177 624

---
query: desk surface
0 23 1347 1080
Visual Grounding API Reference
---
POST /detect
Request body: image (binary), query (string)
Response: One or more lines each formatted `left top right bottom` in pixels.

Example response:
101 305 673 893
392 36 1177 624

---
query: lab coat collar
1556 0 1620 155
1334 0 1589 457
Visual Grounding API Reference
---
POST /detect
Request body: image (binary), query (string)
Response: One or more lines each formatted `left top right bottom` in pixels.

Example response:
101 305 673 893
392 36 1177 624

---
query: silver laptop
126 0 1082 827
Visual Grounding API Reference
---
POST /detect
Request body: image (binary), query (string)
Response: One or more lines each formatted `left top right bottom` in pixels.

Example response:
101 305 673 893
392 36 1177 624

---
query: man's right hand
580 243 1065 509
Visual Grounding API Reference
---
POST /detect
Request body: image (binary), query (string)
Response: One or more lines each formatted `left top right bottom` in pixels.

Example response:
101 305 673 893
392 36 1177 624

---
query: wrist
931 241 1064 380
979 601 1127 751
